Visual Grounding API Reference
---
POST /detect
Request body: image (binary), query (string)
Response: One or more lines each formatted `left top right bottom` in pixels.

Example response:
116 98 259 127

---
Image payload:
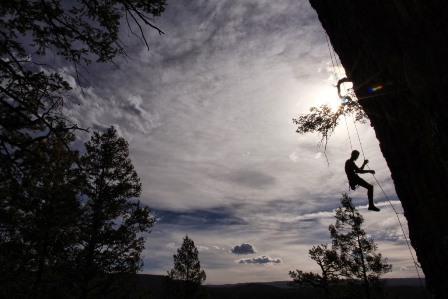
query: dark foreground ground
130 274 431 299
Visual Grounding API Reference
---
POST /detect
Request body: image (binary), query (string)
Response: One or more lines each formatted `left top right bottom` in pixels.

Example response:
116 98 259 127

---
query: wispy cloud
154 207 248 228
238 255 282 265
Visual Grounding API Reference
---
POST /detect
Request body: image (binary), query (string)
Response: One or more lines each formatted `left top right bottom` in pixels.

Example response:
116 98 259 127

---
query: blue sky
55 0 419 284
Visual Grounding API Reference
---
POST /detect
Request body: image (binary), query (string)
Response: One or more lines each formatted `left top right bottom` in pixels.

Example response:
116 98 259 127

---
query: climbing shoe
368 206 380 212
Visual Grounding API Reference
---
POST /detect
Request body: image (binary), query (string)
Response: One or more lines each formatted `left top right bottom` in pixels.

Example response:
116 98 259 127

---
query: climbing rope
321 32 341 167
351 119 424 285
324 33 340 80
323 31 424 286
343 113 353 151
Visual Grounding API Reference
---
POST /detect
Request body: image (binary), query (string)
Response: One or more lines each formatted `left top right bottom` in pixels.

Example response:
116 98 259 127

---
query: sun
312 85 341 112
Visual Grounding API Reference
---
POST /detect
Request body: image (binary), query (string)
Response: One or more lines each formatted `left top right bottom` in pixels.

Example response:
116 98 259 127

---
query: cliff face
309 1 448 297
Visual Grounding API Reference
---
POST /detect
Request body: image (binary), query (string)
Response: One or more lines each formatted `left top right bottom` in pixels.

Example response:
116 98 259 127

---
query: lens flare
368 84 384 94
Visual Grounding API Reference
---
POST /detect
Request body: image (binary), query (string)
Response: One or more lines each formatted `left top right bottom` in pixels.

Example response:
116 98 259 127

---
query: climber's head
351 150 360 160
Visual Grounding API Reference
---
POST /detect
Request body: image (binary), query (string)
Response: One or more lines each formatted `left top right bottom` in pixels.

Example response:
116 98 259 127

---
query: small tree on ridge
167 235 206 299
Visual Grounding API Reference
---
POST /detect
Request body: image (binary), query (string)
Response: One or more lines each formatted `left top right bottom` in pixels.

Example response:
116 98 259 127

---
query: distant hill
129 274 429 299
381 278 426 287
209 278 424 288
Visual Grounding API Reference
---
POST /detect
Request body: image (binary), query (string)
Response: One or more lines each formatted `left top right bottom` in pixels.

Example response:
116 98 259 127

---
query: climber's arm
356 160 375 174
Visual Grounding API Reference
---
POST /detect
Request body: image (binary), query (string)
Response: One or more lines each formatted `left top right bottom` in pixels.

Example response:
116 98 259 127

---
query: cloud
60 67 162 141
153 207 248 228
197 245 210 252
238 255 282 265
231 243 256 255
222 169 276 189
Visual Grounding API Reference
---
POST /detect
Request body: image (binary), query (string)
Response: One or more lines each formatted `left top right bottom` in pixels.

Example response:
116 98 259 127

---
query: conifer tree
75 127 155 298
0 129 82 298
290 194 391 299
1 1 166 297
1 0 166 190
331 194 392 298
25 132 82 297
167 235 206 299
169 235 206 284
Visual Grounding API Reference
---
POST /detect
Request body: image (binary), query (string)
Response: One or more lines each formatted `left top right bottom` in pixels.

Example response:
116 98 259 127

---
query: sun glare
312 85 341 112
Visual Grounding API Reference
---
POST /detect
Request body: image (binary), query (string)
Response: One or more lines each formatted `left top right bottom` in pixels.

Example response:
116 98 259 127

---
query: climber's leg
357 178 380 212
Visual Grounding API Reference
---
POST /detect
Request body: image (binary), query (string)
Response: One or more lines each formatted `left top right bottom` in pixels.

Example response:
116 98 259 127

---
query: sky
56 0 419 284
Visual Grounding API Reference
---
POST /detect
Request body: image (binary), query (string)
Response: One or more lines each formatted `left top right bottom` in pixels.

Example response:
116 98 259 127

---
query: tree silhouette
331 194 391 298
75 127 155 298
169 235 206 284
1 0 166 171
1 1 166 296
289 244 341 299
167 235 206 299
290 194 391 299
0 129 82 298
1 0 166 242
1 0 165 64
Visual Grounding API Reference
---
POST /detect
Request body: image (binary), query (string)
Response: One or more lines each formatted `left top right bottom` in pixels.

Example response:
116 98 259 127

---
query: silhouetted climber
345 150 380 212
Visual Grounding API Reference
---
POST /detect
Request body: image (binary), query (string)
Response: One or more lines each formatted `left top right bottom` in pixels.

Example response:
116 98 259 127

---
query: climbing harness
323 32 424 285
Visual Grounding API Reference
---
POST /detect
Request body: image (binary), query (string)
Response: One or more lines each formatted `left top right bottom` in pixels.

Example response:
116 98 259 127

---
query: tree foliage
1 0 165 64
1 0 166 246
1 0 166 163
290 194 391 299
1 127 155 298
0 130 82 297
290 244 341 298
293 88 367 148
166 235 207 299
1 1 165 297
75 127 155 298
169 235 206 284
331 194 392 298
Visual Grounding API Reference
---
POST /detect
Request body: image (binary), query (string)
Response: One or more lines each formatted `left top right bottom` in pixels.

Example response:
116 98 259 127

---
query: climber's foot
368 205 380 212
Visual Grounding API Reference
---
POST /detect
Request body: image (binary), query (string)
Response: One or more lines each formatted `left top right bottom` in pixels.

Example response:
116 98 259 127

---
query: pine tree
167 235 206 299
0 0 166 238
169 235 206 284
0 129 82 298
75 127 155 299
330 194 392 299
25 133 82 297
1 1 166 295
290 194 391 299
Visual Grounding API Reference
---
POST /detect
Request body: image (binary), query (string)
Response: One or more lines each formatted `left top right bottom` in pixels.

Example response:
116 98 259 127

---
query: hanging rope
351 117 366 159
324 27 424 288
324 33 339 80
321 32 342 167
343 113 353 151
351 119 424 285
